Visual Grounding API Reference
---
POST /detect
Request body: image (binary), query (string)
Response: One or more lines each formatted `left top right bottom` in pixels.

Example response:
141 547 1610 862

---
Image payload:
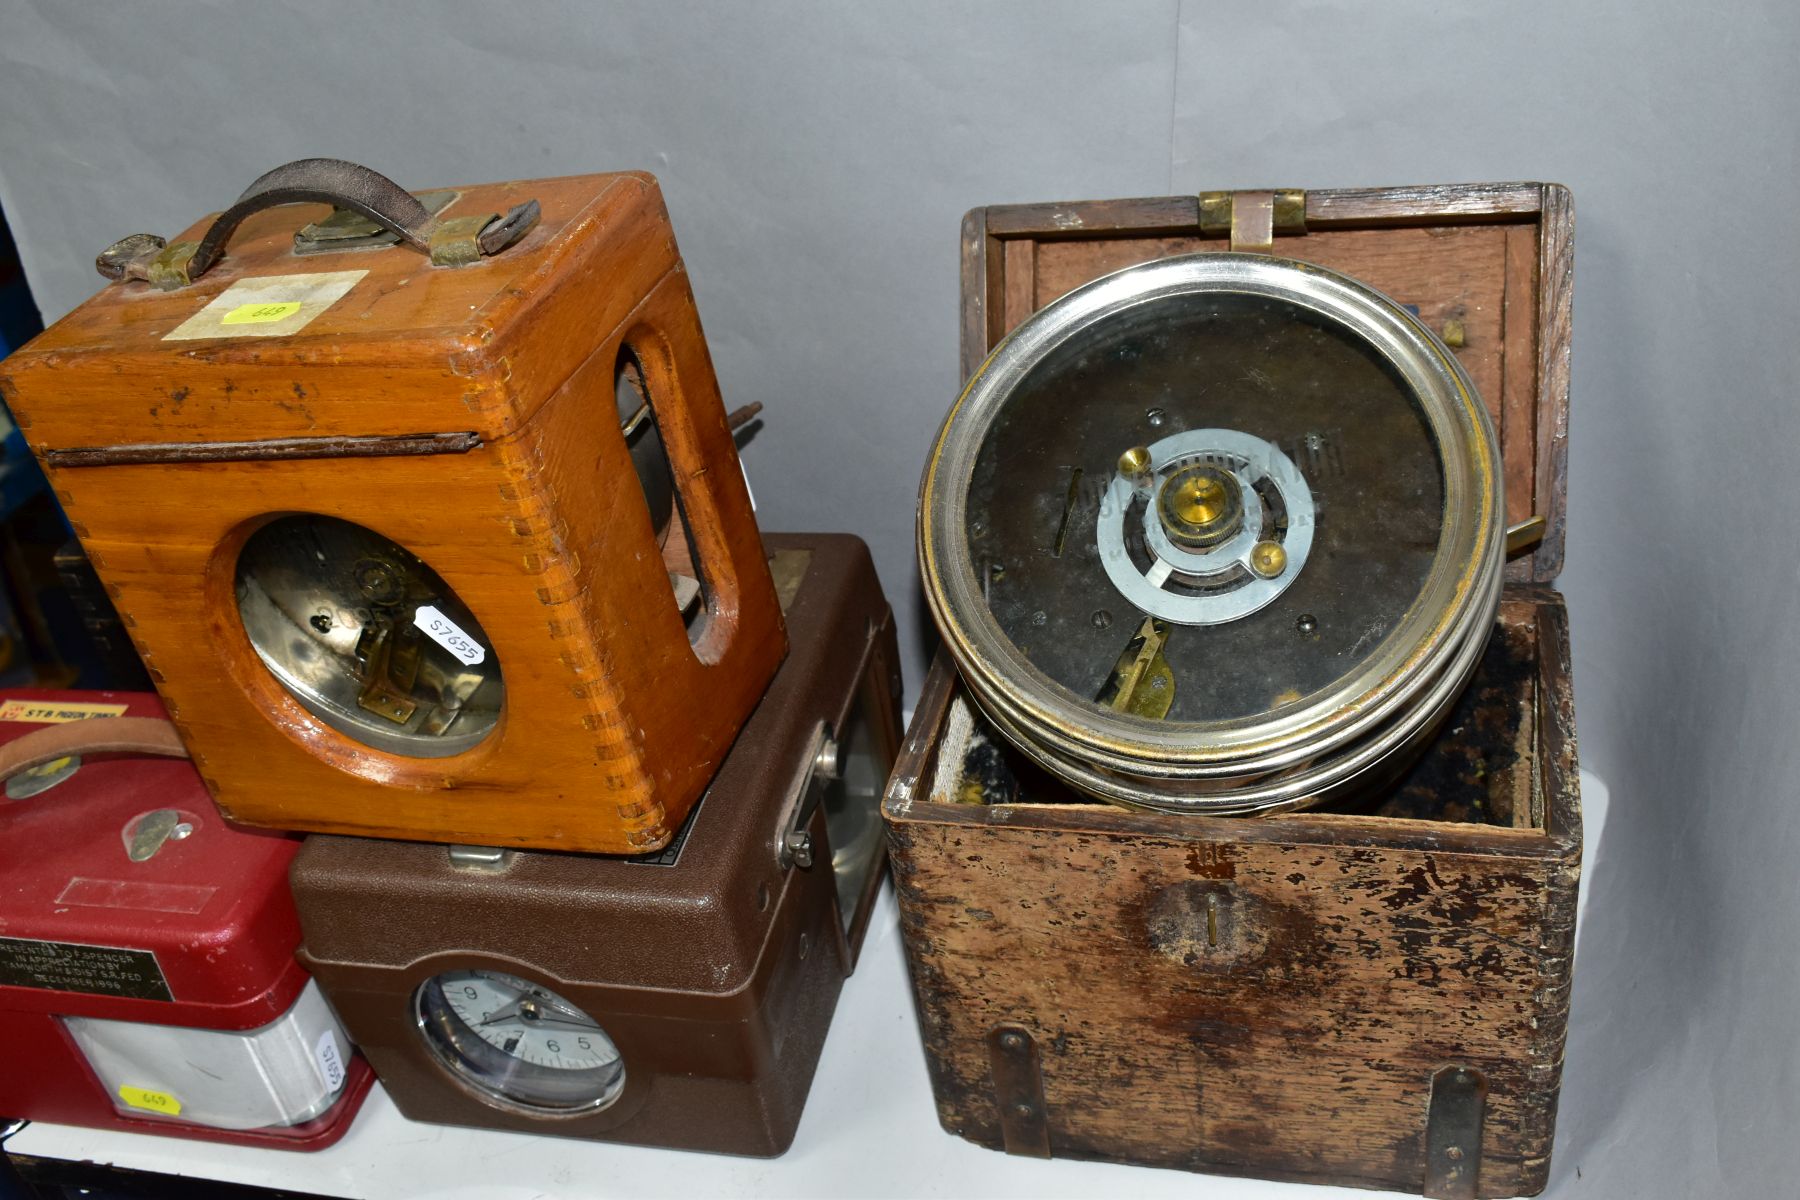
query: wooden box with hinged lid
884 184 1578 1198
0 158 784 855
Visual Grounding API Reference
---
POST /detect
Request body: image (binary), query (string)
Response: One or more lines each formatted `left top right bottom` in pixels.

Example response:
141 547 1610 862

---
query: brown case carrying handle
96 157 541 289
0 716 190 786
192 158 436 273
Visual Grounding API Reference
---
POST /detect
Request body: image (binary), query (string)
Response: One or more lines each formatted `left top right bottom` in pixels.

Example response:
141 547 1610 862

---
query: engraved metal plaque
0 935 174 1001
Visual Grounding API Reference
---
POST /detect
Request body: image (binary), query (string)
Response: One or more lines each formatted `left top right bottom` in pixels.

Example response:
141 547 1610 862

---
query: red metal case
0 690 373 1148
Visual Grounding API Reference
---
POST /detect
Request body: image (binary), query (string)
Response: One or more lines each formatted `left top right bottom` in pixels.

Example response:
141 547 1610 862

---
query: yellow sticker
164 270 366 341
118 1085 182 1116
221 301 303 325
0 699 129 723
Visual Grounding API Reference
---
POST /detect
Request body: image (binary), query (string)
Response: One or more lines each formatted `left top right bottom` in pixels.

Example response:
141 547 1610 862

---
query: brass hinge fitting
1505 515 1547 557
1199 188 1307 253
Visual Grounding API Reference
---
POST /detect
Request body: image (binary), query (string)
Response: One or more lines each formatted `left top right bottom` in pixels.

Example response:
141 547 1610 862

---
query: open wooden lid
959 183 1572 583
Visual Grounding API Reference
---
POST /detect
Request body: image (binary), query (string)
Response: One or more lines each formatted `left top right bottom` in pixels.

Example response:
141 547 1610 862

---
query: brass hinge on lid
1198 189 1307 253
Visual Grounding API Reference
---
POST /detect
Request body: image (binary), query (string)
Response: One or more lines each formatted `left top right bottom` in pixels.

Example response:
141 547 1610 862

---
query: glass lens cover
236 514 503 757
965 289 1446 725
414 969 625 1113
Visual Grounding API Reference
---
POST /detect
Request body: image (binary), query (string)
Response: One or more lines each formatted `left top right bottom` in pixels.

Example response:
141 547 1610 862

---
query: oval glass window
414 969 626 1114
235 515 503 757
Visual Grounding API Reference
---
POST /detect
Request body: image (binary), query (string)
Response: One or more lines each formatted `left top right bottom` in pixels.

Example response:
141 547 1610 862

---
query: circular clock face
235 514 504 758
414 969 625 1114
920 253 1503 815
964 287 1442 724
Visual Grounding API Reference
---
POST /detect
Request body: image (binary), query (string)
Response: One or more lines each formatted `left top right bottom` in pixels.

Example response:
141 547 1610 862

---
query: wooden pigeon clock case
0 159 785 854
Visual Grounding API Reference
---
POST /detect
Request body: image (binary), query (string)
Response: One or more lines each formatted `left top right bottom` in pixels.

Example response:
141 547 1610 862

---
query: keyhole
1206 892 1218 947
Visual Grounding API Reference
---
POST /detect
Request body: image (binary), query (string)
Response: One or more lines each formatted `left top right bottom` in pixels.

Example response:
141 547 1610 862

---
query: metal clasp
294 190 459 255
1198 189 1306 253
1425 1065 1488 1199
124 809 196 862
1505 515 1547 557
774 722 840 870
988 1024 1052 1158
448 845 515 872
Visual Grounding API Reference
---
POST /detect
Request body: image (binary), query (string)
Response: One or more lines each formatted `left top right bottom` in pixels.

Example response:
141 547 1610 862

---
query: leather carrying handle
190 158 435 277
0 716 190 785
96 157 540 288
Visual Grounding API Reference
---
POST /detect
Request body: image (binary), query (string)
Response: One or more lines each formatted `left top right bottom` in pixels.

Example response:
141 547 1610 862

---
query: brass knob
1171 473 1229 526
1156 464 1244 548
1250 540 1287 578
1117 445 1152 481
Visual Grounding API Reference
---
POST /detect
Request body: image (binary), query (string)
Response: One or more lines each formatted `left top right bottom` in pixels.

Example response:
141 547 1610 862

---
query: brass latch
1199 189 1307 253
1505 515 1547 557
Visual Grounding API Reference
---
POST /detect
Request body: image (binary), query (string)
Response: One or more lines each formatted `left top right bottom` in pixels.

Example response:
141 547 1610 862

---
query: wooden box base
883 588 1579 1198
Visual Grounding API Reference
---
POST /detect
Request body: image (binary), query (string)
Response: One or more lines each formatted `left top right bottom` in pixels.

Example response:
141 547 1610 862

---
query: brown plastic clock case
293 532 902 1155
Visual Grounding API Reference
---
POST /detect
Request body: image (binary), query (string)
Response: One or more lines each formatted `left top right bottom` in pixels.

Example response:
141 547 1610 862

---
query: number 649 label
118 1085 182 1116
413 605 487 665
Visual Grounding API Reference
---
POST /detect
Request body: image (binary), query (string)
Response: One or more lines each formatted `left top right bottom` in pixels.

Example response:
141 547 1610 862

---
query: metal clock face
414 969 625 1114
235 514 504 758
965 287 1444 725
920 253 1503 815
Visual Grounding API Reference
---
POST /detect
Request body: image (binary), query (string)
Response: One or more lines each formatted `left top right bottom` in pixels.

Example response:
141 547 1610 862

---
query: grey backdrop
1 3 1794 1196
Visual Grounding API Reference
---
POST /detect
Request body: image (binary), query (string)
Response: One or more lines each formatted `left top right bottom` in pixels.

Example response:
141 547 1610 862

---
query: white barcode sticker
412 605 486 665
314 1028 346 1092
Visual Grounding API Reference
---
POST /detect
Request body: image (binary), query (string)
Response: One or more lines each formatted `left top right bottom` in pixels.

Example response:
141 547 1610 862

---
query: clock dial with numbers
414 969 625 1113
